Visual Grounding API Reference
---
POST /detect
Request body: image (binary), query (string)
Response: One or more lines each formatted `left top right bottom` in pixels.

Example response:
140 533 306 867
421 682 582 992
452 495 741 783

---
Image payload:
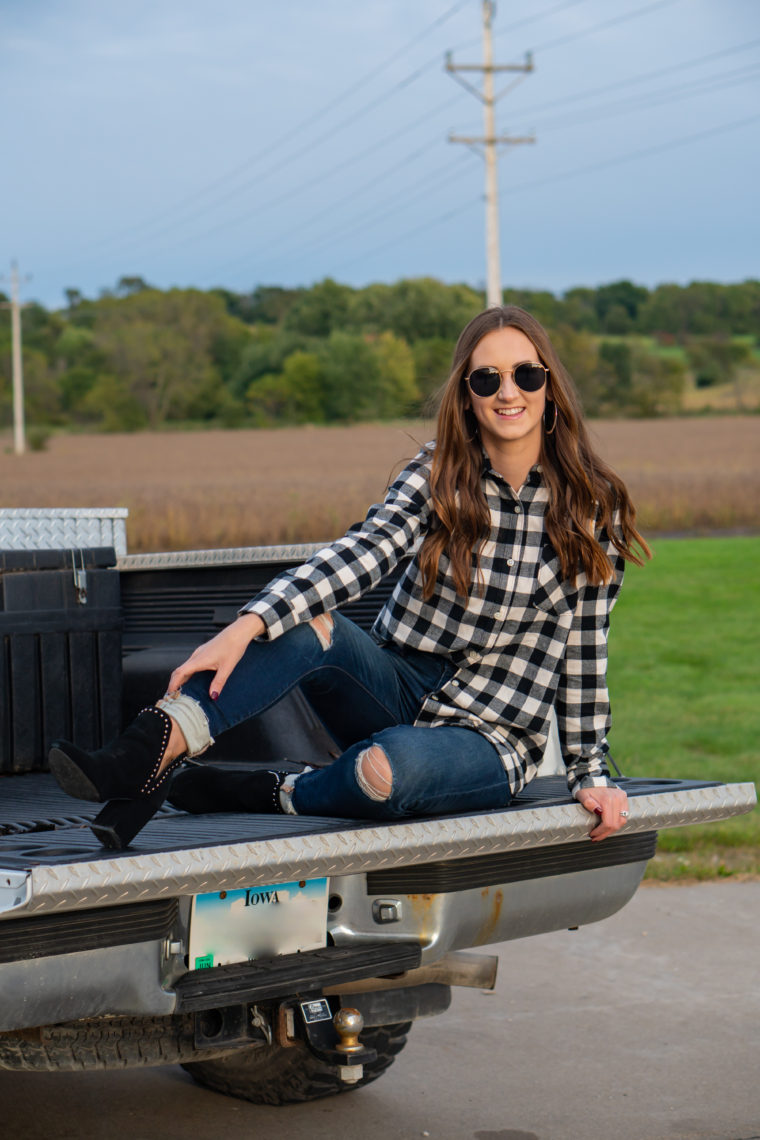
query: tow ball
293 997 376 1084
333 1008 368 1084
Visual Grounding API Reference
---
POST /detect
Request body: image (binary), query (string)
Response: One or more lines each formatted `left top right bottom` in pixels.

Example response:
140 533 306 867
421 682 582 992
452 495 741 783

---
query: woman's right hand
167 612 266 699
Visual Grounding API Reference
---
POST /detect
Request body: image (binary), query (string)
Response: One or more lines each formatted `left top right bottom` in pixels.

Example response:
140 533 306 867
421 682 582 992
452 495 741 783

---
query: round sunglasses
466 361 549 398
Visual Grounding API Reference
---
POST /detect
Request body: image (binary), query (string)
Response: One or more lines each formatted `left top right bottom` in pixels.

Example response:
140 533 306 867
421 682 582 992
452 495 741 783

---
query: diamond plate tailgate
0 779 754 917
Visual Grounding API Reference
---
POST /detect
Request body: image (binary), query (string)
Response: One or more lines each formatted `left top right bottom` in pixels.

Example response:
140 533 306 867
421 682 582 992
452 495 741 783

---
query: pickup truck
0 526 755 1105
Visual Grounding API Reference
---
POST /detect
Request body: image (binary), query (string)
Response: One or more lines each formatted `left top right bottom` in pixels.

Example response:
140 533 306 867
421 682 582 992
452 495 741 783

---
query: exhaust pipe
324 949 498 996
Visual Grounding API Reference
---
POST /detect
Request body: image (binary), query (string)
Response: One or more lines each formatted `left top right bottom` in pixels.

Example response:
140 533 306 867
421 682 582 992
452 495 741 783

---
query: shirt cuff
569 772 617 800
238 596 294 641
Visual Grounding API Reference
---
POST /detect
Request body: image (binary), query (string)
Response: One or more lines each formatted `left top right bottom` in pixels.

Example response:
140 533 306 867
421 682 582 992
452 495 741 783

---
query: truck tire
0 1015 242 1072
181 1020 412 1105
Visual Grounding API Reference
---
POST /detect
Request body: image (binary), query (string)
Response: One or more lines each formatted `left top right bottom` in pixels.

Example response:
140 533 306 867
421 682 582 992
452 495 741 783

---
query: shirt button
494 608 506 620
507 558 515 567
451 679 460 687
514 505 522 514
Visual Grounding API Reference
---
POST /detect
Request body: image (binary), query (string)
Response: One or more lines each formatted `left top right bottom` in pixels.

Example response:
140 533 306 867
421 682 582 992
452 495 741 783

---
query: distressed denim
170 612 512 820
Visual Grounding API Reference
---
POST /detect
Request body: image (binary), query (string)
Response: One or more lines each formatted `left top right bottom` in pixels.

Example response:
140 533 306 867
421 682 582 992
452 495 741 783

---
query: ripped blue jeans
165 612 512 820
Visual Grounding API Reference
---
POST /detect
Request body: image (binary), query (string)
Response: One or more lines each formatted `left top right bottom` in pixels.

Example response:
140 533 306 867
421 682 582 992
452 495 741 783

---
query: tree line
1 275 758 436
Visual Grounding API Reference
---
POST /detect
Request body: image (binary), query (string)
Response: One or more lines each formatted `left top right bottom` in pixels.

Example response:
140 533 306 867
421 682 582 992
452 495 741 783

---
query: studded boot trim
137 707 183 797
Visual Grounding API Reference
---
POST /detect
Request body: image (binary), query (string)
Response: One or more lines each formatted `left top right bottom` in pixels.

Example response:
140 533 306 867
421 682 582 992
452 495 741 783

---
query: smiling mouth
495 407 524 417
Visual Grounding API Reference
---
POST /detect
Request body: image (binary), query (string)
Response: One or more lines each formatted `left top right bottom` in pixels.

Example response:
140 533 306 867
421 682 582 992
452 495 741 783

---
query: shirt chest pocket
531 549 578 618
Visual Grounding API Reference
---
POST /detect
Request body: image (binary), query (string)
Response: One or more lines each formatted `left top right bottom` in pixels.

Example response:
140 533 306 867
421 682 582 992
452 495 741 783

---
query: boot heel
90 792 166 850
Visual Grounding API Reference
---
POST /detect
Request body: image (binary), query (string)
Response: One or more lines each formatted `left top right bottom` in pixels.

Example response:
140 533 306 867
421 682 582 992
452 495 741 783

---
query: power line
532 62 760 134
159 55 760 288
499 0 590 34
210 139 457 278
213 60 760 286
502 35 760 120
328 111 760 277
84 2 681 266
246 152 477 280
134 0 692 278
528 0 682 54
62 3 754 297
498 111 760 200
79 2 472 260
106 92 465 271
204 40 760 288
291 62 760 277
330 197 481 277
109 60 446 258
80 57 442 262
452 0 682 56
76 0 703 278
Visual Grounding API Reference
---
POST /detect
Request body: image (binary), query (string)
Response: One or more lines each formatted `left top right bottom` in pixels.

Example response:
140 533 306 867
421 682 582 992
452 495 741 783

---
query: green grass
607 536 759 878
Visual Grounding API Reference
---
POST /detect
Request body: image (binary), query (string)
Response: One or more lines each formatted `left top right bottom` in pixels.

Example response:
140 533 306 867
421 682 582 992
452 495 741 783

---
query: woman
49 305 648 849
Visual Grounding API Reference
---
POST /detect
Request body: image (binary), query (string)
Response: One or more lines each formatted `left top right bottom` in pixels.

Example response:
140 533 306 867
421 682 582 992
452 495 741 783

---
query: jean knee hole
309 614 334 652
355 746 392 803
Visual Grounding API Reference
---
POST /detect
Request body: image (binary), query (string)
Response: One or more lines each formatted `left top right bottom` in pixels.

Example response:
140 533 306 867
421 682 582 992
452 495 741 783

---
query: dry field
1 416 758 552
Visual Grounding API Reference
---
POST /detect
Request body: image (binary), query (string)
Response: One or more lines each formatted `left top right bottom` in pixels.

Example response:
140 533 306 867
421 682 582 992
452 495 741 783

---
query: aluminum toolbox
0 508 128 557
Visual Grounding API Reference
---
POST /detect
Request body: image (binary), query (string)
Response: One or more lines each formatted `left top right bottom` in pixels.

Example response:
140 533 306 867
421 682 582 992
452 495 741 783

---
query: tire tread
181 1021 413 1105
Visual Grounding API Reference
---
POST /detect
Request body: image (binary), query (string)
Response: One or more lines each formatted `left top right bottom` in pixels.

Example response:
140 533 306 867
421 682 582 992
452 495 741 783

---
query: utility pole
446 1 534 307
1 261 30 455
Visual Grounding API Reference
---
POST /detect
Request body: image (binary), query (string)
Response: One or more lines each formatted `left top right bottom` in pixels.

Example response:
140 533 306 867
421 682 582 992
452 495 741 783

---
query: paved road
2 882 758 1140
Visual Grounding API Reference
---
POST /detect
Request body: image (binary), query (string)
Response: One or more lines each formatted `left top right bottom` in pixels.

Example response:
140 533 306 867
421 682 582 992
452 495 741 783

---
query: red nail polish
211 690 219 701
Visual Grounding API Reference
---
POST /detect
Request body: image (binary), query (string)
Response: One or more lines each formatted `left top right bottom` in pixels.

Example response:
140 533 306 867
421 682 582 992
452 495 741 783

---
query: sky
2 0 759 309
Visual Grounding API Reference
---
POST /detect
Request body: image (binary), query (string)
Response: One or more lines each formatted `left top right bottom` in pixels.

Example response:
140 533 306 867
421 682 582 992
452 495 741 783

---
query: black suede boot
48 708 184 850
168 766 287 815
49 708 180 802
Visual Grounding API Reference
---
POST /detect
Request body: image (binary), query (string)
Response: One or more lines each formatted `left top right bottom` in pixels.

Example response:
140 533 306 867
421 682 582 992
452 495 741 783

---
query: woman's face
464 326 549 460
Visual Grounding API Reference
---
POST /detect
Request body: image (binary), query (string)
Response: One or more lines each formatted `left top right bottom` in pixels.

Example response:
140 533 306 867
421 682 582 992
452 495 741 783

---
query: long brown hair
418 305 650 598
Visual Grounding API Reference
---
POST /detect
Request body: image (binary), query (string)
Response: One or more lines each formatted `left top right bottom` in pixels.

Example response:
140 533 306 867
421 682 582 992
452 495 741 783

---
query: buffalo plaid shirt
242 450 624 798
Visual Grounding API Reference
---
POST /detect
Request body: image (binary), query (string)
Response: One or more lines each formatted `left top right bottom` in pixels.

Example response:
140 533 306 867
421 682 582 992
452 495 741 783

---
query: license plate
189 878 329 971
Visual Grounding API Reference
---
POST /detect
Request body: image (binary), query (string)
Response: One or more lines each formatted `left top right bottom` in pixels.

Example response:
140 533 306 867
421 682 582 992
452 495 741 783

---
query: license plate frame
189 878 329 971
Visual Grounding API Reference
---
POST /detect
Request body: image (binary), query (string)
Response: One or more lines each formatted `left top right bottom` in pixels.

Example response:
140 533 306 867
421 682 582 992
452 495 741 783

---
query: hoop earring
544 399 558 436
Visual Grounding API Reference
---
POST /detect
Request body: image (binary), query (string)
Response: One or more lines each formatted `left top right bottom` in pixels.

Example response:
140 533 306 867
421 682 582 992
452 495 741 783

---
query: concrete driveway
2 881 758 1140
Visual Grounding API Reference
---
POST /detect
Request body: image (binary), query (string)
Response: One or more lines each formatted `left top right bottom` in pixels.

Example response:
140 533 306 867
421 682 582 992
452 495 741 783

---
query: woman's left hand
576 785 630 842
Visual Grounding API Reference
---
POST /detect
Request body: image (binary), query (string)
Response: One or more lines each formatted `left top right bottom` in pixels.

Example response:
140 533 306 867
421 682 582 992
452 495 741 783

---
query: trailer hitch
194 1003 271 1050
288 995 377 1083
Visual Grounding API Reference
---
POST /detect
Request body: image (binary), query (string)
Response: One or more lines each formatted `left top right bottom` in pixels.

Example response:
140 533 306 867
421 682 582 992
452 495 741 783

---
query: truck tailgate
0 774 754 917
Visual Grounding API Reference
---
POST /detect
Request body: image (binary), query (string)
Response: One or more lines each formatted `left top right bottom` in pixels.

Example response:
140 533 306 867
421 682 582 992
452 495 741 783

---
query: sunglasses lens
468 364 547 396
513 363 547 392
468 367 501 397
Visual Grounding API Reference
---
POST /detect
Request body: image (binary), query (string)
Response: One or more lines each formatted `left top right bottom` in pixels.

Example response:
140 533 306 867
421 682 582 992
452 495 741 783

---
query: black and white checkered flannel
242 450 624 798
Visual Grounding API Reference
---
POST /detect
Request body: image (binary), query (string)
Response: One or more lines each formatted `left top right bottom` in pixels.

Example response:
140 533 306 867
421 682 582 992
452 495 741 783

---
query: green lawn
607 536 759 878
